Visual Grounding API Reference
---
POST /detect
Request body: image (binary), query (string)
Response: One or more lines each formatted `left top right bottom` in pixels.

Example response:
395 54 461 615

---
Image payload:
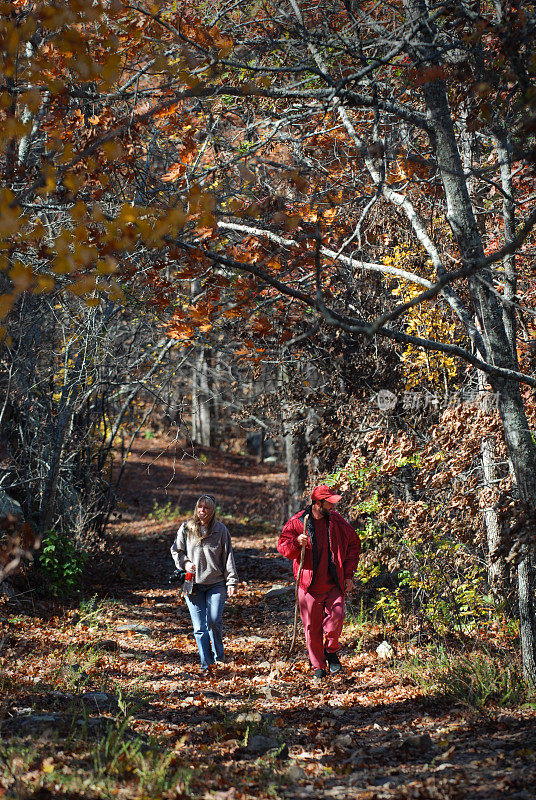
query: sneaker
325 650 342 674
313 668 327 681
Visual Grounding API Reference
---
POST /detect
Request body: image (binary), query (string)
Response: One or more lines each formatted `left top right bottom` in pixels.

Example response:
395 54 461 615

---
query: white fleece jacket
170 520 239 587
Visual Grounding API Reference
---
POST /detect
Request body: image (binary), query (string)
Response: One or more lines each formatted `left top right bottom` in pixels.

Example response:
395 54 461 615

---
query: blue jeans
185 582 227 668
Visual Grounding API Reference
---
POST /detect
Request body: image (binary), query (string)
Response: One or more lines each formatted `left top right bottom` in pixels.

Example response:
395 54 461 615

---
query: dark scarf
299 505 340 589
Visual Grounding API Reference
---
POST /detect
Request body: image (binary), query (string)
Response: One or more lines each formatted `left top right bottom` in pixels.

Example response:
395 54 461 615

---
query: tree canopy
3 0 536 682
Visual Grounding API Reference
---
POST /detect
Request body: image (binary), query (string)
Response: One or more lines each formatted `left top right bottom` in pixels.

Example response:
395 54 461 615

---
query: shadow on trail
102 526 291 601
114 437 287 522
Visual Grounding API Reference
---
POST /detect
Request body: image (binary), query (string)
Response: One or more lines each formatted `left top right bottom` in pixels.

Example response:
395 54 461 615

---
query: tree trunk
406 0 536 685
493 130 517 359
39 355 83 537
481 433 511 605
191 346 213 447
280 364 308 517
479 132 516 612
518 546 536 683
284 420 308 518
476 366 511 607
189 278 213 447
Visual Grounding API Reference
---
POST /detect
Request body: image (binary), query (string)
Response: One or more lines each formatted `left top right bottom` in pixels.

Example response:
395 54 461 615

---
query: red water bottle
183 571 194 596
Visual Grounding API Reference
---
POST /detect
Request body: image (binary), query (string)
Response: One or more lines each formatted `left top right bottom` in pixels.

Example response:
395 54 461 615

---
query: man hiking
278 485 361 680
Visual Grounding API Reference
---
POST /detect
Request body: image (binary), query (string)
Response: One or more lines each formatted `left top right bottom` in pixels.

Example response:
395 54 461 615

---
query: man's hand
345 578 354 592
227 585 237 597
297 533 308 547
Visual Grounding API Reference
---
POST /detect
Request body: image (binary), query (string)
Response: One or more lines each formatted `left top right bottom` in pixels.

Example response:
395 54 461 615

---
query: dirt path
2 437 536 799
103 437 536 799
113 434 288 524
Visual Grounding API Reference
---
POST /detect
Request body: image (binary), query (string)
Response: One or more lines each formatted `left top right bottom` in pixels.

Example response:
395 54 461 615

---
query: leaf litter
1 435 535 799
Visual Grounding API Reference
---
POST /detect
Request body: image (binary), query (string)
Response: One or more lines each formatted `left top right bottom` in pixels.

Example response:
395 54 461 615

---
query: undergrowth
148 499 182 520
0 695 192 800
399 645 533 709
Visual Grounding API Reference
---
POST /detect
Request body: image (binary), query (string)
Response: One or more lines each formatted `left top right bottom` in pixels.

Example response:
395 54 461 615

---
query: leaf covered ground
1 436 536 799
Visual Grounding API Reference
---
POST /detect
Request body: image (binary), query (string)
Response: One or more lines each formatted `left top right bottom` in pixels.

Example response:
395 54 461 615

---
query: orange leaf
155 102 179 118
161 162 186 182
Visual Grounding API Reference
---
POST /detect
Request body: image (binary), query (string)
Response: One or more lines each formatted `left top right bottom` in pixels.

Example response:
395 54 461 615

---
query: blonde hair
187 494 217 542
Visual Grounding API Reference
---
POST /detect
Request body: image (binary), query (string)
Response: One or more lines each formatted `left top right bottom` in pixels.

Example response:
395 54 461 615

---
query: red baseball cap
311 484 342 503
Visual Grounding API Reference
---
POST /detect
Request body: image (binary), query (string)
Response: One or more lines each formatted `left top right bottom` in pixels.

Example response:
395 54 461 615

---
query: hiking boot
325 650 342 674
313 668 327 681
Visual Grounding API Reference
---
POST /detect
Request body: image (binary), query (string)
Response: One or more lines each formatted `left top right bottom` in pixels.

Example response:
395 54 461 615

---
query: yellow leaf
37 167 57 196
107 280 125 303
70 201 88 221
102 140 124 160
91 203 106 222
42 757 54 774
0 205 22 236
166 208 187 230
68 276 97 296
118 204 138 223
9 262 33 292
63 172 83 192
53 255 76 274
96 256 118 275
0 294 15 319
58 143 75 164
35 275 55 294
0 188 22 236
284 214 301 231
198 212 217 230
19 88 42 113
2 117 29 139
237 162 256 183
0 326 13 346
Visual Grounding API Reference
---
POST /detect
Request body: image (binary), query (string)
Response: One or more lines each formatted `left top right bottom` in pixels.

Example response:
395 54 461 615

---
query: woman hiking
171 494 239 670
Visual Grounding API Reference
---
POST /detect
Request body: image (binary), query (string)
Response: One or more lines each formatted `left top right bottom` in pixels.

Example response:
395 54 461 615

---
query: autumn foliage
3 0 536 752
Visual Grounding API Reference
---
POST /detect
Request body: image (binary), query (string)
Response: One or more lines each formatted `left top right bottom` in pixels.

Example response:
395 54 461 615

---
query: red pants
298 585 345 670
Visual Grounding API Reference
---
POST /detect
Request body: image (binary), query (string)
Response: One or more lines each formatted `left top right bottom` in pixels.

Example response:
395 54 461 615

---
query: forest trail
100 436 536 799
2 436 536 799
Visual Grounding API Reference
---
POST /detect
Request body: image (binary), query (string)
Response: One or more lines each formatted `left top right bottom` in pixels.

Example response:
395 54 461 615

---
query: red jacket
277 506 361 594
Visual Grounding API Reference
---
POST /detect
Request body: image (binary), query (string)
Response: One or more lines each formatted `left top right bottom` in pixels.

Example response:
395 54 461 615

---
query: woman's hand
227 585 237 597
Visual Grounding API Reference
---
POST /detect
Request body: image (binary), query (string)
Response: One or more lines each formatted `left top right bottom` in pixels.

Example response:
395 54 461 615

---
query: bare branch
198 246 536 389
